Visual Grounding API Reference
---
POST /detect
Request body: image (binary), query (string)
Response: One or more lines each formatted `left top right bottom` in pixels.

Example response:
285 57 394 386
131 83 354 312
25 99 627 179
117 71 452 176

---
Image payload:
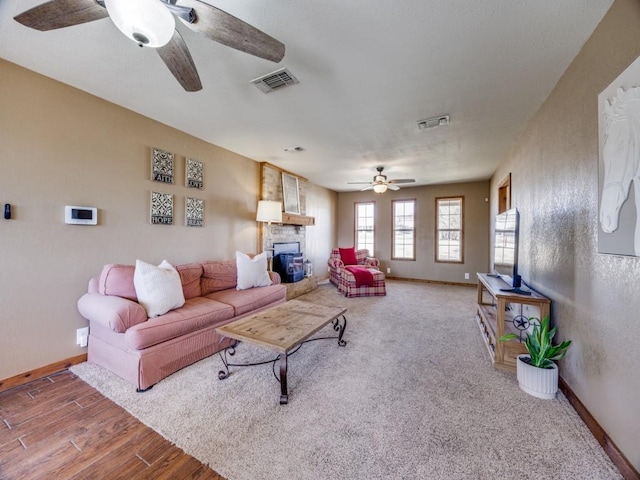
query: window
392 199 415 260
355 202 374 253
436 197 464 263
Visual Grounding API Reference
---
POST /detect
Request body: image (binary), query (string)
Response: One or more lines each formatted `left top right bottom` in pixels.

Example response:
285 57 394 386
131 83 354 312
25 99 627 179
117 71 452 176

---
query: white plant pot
516 354 558 400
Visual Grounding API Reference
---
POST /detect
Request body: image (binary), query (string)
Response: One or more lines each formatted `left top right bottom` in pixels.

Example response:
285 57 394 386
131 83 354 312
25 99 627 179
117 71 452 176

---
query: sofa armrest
269 271 282 284
328 258 344 270
77 293 147 333
363 257 380 268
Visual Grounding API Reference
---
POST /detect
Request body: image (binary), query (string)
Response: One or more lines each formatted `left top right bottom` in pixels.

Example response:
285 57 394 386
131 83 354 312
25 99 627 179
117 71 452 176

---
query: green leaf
498 333 518 342
517 316 571 368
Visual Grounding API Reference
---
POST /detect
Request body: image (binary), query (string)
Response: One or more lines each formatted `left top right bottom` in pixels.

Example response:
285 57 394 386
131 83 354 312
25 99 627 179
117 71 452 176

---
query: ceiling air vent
250 67 299 93
417 115 450 130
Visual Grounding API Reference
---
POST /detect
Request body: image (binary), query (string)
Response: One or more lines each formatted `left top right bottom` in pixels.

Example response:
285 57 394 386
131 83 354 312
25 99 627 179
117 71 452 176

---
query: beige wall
337 181 490 284
491 0 640 470
0 59 337 380
305 182 338 279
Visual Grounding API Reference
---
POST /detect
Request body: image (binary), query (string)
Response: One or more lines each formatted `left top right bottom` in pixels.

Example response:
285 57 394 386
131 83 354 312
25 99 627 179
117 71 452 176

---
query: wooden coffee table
216 299 347 404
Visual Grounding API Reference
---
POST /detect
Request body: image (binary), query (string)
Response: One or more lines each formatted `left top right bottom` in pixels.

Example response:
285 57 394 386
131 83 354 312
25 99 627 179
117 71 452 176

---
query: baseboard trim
559 377 639 480
386 276 475 288
0 354 87 393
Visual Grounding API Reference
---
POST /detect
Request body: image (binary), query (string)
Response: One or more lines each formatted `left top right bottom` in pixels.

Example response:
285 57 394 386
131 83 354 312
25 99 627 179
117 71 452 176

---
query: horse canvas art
598 56 640 257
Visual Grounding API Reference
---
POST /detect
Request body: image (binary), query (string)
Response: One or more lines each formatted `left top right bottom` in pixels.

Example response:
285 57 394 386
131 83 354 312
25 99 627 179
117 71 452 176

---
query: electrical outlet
386 268 391 274
464 272 470 280
76 327 89 347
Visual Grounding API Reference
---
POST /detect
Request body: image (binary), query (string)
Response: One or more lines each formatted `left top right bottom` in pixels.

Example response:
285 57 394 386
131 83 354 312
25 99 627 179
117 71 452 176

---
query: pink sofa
77 259 286 391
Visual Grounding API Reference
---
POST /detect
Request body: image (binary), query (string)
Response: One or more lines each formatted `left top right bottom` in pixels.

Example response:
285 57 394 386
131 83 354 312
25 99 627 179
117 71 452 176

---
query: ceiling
0 1 614 192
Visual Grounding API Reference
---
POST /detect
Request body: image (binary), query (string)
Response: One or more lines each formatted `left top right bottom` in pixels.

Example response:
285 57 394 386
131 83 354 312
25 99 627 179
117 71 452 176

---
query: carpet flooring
71 281 622 480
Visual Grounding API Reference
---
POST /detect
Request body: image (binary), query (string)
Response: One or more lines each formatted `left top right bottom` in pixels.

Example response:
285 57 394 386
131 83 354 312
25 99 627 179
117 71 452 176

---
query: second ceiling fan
348 166 415 193
13 0 285 92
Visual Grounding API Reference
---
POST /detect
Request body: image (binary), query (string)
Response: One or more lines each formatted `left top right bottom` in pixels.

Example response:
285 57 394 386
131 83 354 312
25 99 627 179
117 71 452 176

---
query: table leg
333 315 348 346
279 353 288 405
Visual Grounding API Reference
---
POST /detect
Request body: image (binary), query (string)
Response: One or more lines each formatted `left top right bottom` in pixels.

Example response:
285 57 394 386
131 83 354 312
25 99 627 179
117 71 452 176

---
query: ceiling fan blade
347 182 373 185
387 184 400 191
175 0 285 63
14 0 108 31
359 185 374 191
388 179 415 184
156 30 202 92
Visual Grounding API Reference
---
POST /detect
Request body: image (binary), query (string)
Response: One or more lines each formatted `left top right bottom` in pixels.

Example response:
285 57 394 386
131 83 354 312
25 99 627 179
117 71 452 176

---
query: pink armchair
327 248 386 297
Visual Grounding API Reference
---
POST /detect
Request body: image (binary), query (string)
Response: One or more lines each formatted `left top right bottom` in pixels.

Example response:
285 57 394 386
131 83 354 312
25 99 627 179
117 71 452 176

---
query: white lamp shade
373 184 388 193
256 200 282 223
105 0 175 48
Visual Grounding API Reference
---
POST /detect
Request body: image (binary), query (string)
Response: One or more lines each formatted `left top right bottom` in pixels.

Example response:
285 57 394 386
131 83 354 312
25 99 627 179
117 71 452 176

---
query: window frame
391 198 416 261
354 201 375 254
435 196 464 264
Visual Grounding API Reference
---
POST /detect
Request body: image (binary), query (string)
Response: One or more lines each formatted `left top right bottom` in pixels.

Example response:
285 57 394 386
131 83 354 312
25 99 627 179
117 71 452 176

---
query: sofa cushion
201 259 237 295
134 260 185 318
99 264 137 301
176 263 203 299
235 251 272 290
124 297 234 350
206 284 286 317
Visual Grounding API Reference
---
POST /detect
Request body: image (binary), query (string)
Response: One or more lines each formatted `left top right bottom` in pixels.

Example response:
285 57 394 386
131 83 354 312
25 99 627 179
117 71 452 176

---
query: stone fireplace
259 163 313 255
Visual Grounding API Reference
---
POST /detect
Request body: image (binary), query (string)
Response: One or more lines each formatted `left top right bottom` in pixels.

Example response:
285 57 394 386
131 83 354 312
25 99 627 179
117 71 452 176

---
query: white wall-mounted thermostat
65 206 97 225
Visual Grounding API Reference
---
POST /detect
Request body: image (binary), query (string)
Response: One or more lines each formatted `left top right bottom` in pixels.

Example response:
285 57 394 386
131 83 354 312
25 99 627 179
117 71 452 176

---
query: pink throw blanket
345 266 374 287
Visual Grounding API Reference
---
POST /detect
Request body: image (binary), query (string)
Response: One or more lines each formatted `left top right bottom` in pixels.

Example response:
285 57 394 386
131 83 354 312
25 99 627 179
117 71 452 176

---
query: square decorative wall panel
150 191 173 225
186 158 204 189
152 148 174 184
186 197 204 227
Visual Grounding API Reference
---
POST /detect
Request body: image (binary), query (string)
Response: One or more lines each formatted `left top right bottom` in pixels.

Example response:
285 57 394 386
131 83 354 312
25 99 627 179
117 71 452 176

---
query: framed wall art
186 158 204 189
185 197 204 227
150 191 173 225
282 172 300 214
151 148 174 184
598 54 640 257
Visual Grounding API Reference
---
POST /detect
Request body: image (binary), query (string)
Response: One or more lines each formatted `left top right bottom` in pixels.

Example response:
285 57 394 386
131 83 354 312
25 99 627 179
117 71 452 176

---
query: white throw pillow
134 259 185 318
236 251 272 290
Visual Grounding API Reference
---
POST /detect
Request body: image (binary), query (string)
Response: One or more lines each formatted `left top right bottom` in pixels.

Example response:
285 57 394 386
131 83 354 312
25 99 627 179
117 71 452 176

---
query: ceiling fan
348 166 416 193
13 0 285 92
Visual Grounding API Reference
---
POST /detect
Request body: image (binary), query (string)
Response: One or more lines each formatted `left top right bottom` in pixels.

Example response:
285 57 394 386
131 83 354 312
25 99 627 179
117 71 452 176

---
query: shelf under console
475 273 551 371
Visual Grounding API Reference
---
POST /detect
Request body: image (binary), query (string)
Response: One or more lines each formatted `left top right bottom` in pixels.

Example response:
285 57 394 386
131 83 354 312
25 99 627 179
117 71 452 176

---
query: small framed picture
151 148 174 184
150 191 173 225
185 197 204 227
186 158 204 189
282 172 300 214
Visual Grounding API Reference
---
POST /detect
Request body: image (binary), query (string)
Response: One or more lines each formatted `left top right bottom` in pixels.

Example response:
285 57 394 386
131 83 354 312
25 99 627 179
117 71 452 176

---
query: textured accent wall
490 0 640 470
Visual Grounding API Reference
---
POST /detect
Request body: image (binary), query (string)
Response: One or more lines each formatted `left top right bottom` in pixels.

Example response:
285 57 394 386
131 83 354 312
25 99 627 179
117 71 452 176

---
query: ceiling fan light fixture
373 184 388 194
105 0 175 48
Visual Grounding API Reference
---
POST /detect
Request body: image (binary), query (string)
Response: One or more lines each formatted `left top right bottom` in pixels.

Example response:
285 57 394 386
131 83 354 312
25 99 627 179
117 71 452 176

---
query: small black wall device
4 204 10 220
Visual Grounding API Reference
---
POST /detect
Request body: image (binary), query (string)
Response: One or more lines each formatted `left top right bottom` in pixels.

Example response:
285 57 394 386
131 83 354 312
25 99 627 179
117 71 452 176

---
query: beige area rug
71 281 622 480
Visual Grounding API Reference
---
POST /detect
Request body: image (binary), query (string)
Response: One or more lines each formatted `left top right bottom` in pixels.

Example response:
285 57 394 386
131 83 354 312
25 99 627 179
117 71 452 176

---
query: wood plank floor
0 370 225 479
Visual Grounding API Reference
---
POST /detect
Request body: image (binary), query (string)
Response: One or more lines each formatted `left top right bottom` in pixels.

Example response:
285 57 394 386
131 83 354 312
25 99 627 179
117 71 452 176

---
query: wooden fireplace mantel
282 213 315 226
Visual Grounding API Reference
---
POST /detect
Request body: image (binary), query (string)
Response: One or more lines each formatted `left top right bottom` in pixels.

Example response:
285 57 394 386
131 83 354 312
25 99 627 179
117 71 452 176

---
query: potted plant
498 316 571 399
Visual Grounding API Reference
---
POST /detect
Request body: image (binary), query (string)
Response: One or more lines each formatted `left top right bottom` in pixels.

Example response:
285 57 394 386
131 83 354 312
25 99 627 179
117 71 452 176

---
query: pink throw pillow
339 247 358 266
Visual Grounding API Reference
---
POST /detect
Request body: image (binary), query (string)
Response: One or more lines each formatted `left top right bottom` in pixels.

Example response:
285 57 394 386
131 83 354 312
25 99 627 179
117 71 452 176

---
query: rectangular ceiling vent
417 115 450 130
250 67 299 93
